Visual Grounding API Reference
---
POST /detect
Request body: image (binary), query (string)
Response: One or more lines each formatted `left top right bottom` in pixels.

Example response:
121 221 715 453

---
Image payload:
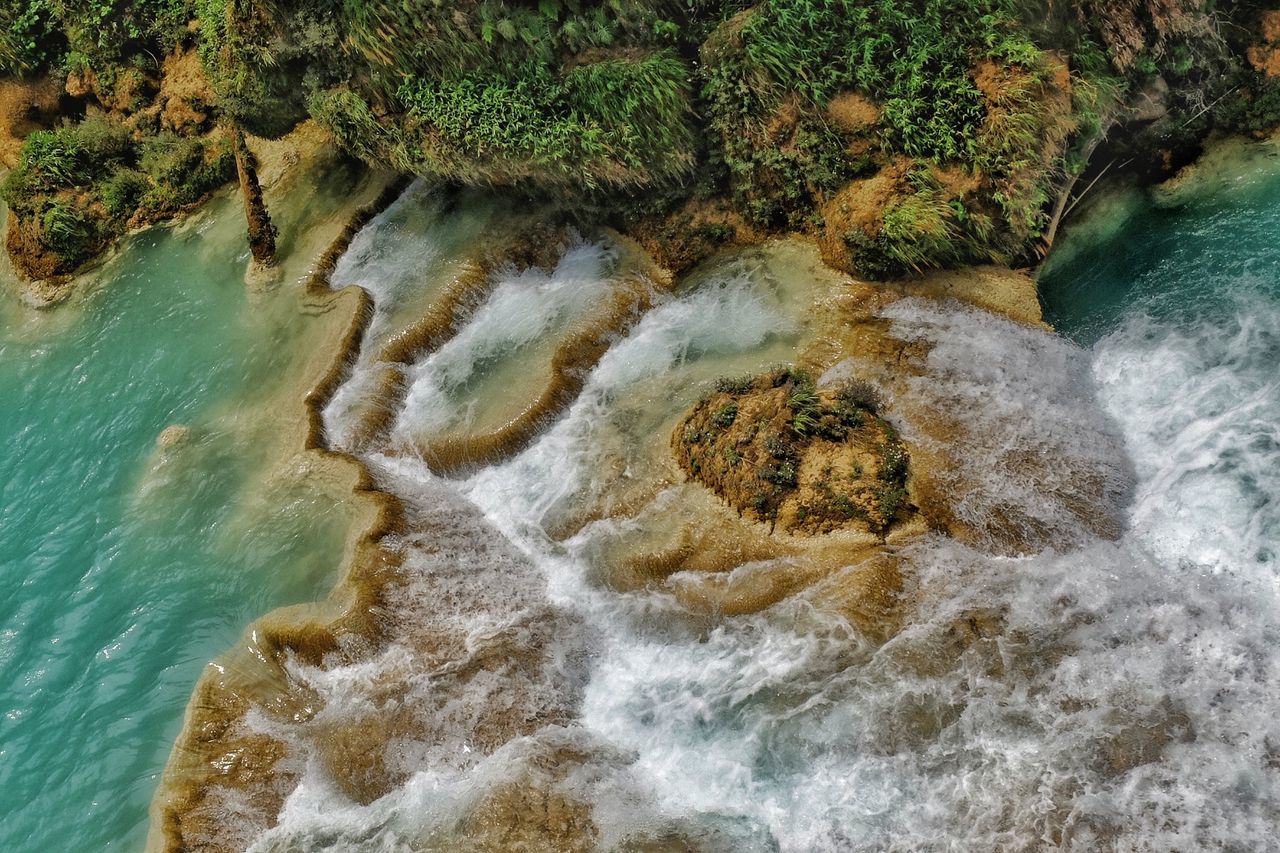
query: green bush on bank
389 51 693 188
1 0 191 77
6 0 1280 280
736 0 1040 161
0 113 234 271
702 0 1055 255
0 0 60 74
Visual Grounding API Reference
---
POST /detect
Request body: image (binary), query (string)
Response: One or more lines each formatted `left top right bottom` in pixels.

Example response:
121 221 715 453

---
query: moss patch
674 369 912 536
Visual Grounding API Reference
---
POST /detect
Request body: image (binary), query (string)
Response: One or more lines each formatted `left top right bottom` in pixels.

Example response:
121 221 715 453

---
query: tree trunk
232 127 277 266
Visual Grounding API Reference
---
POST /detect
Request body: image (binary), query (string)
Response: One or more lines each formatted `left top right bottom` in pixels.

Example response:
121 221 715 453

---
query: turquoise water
1040 143 1280 342
1039 144 1280 575
0 196 351 850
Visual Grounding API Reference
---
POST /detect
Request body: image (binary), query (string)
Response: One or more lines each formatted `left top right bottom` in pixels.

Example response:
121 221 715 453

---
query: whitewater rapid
246 187 1279 851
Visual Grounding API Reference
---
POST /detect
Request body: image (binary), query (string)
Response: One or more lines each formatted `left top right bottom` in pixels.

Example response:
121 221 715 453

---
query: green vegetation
1 114 233 274
786 377 821 437
733 0 1038 160
4 0 1280 278
701 0 1052 243
711 402 739 429
1 0 190 76
389 51 694 188
196 0 696 187
835 379 880 418
714 375 755 394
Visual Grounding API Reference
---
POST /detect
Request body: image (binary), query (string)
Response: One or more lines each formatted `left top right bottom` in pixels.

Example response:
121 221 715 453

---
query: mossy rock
673 369 913 536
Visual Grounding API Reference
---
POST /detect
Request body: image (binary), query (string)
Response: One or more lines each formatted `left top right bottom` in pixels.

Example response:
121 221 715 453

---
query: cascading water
393 240 623 440
244 149 1277 851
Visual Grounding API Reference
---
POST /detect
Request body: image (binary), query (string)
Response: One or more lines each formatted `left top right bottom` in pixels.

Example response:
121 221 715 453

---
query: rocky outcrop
157 48 217 135
0 74 63 168
674 369 913 536
1248 9 1280 78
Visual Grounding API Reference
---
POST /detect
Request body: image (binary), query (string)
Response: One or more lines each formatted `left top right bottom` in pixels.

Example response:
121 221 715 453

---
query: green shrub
879 171 963 272
759 460 798 488
140 134 203 185
4 0 193 74
730 0 1040 162
98 170 150 218
18 128 90 187
0 0 60 74
2 117 135 209
306 87 399 167
875 483 908 521
713 375 754 394
832 379 880 426
877 440 908 484
40 201 96 266
876 167 1009 274
711 402 739 429
139 133 234 206
786 379 821 436
392 50 694 189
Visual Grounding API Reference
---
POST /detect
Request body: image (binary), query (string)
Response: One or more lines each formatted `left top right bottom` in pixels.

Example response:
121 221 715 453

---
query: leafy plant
40 200 96 265
98 170 149 218
714 375 754 394
835 379 880 420
726 0 1040 162
0 0 60 74
711 402 739 429
787 381 821 437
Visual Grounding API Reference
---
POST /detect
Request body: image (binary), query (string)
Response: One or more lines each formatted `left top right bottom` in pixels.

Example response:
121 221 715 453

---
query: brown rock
815 157 912 272
1262 8 1280 43
825 91 880 134
673 368 913 536
64 67 95 99
0 74 63 168
158 48 216 133
1248 43 1280 77
1131 75 1170 122
161 97 210 135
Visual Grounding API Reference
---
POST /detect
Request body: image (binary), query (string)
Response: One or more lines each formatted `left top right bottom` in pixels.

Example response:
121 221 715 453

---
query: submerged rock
156 424 191 451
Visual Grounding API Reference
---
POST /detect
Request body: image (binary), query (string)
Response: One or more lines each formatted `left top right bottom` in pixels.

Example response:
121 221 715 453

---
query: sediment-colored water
5 134 1279 850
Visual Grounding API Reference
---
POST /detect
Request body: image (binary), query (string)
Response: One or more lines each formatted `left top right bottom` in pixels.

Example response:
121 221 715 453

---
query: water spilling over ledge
145 165 1280 852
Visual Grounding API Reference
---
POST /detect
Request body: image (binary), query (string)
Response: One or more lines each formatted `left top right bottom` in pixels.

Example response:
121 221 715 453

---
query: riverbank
7 2 1280 299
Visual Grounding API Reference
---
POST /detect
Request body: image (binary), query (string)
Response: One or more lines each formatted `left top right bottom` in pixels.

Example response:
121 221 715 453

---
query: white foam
253 238 1280 850
880 297 1135 552
322 182 444 448
1096 288 1280 575
460 267 795 547
393 241 618 438
322 184 497 449
329 181 444 314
